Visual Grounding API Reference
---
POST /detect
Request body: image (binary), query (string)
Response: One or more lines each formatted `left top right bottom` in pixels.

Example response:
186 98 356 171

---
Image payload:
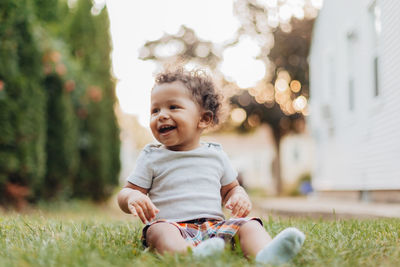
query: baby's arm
221 180 252 218
117 182 159 224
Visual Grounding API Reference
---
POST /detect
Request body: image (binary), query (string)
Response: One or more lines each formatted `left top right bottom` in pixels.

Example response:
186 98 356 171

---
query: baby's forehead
151 82 193 98
152 80 189 91
151 84 196 103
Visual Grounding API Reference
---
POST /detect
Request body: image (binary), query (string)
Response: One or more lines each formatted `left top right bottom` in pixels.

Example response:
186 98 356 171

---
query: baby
118 68 305 265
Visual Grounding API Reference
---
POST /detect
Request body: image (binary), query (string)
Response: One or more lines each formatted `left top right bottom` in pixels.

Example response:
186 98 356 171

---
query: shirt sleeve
219 150 238 186
126 149 153 189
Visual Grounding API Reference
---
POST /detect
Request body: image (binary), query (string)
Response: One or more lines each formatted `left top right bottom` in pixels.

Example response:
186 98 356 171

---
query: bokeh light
230 107 247 125
290 80 302 92
275 78 289 92
293 95 308 111
311 0 323 9
248 113 261 127
220 36 266 88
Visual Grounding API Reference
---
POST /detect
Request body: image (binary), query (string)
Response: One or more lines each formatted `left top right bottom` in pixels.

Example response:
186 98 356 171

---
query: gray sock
192 237 225 258
255 227 305 265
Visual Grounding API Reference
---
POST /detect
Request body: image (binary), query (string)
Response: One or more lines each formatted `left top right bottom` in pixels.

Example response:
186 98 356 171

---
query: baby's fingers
225 198 233 210
243 203 252 217
226 195 240 210
145 201 159 220
132 203 148 224
236 203 250 218
231 202 241 217
128 203 138 217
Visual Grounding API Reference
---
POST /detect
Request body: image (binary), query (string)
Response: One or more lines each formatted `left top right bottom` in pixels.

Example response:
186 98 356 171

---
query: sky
105 0 264 127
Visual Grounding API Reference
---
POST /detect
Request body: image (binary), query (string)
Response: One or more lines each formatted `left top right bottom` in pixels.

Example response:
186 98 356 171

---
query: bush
0 0 47 204
0 0 120 205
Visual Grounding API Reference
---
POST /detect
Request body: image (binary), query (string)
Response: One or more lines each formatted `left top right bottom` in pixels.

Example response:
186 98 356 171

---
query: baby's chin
159 141 180 149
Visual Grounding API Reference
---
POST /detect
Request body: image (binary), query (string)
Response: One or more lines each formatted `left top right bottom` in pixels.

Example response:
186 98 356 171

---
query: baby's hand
127 190 159 224
225 190 252 218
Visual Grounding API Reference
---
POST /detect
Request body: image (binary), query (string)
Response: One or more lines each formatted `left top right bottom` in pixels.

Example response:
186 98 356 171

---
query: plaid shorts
142 217 263 247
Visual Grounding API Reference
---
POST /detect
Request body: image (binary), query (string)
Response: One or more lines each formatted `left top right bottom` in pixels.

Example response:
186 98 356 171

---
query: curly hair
154 68 222 125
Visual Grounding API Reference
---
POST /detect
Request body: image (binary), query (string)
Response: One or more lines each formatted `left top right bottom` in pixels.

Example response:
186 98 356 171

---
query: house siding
309 0 400 191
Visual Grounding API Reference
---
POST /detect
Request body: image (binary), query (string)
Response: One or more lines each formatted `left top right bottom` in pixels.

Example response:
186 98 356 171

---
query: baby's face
150 81 203 151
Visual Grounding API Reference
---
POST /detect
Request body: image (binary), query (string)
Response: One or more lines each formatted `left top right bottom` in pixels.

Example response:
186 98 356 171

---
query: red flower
64 80 76 92
88 86 103 102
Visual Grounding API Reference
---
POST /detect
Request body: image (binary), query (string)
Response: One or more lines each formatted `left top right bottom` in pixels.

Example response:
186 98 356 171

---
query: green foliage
42 72 79 199
33 0 61 22
0 0 120 203
0 0 47 201
65 0 120 201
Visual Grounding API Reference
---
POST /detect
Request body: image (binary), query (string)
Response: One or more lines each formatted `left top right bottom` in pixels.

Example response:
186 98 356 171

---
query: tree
228 0 319 194
65 0 120 201
139 25 220 69
0 0 47 205
228 0 317 194
42 71 79 199
31 0 81 200
230 17 314 193
0 0 120 205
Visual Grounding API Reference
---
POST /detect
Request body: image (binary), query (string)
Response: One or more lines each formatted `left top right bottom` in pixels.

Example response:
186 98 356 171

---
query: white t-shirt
127 142 237 222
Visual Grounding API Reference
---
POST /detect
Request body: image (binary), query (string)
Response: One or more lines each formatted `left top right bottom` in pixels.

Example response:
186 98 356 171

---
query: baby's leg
238 221 305 265
237 220 271 257
146 222 191 254
255 227 305 265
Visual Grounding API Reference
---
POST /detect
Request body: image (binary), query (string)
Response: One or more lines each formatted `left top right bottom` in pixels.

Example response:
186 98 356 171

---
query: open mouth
158 125 177 134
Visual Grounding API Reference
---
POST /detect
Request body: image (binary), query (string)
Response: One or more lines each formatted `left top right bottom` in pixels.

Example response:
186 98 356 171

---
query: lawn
0 201 399 267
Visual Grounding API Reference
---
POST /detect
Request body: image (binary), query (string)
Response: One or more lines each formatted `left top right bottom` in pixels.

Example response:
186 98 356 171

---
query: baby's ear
198 110 213 129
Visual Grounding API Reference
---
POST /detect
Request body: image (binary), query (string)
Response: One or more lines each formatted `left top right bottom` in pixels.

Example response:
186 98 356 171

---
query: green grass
1 201 400 267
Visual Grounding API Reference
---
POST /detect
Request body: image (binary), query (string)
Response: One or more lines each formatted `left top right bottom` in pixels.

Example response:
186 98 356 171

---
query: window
346 30 356 111
374 56 379 97
369 0 381 97
348 79 354 111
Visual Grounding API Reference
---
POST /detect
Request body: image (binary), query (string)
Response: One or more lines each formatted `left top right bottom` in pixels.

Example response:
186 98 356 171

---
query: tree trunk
271 127 282 195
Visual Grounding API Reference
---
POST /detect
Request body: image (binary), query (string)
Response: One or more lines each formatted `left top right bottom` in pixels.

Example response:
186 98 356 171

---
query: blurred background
1 0 399 210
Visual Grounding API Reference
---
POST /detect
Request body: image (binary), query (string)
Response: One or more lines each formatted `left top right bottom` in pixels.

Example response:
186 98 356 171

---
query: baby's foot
193 237 225 257
255 227 305 265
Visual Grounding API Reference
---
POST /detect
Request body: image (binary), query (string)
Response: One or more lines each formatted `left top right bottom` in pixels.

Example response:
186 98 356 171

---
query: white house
309 0 400 201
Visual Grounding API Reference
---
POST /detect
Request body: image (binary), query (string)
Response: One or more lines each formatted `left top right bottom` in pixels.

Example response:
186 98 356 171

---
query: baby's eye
170 105 179 110
151 108 159 114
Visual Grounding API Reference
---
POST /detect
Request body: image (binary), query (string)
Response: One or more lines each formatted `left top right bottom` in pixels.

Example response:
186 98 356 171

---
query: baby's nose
158 110 170 120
